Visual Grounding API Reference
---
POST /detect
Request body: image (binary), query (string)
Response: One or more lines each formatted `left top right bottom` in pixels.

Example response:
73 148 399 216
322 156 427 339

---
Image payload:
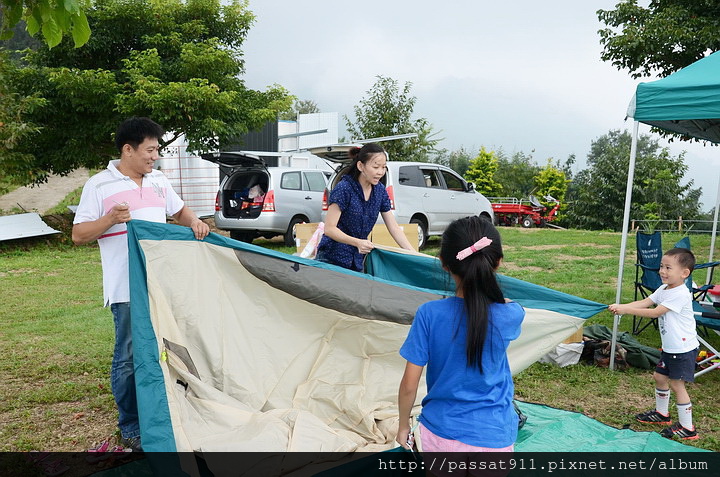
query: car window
303 171 327 192
419 168 443 188
441 170 465 191
281 171 301 190
398 166 423 187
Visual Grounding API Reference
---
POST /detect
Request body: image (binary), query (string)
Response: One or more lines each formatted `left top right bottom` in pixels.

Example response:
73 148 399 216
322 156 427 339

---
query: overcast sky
241 0 720 210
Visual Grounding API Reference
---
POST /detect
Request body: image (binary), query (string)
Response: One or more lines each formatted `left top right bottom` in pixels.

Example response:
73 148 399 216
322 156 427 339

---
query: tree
494 150 541 199
430 147 472 176
0 0 292 184
3 20 41 53
278 99 319 121
597 0 720 79
0 50 44 192
564 129 701 231
447 147 472 177
344 75 441 162
464 147 502 197
1 0 91 48
533 160 568 209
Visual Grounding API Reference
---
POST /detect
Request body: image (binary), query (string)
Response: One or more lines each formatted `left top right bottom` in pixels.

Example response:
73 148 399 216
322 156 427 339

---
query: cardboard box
295 223 320 252
294 223 419 254
562 327 584 344
369 224 419 251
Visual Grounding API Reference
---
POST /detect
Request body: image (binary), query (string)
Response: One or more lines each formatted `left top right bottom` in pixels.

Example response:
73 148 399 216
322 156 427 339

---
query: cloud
241 0 720 209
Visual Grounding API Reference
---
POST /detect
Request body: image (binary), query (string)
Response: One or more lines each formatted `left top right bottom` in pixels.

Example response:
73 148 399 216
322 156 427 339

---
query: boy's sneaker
120 436 143 452
660 422 699 440
635 409 672 424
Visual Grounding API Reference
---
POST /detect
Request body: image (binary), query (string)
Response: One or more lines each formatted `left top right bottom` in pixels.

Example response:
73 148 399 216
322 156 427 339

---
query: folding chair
632 233 720 335
632 232 663 335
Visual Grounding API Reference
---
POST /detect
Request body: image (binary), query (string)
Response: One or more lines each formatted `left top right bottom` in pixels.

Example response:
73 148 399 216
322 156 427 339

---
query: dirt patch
522 243 614 251
521 244 565 251
0 169 89 215
553 254 582 261
502 262 544 273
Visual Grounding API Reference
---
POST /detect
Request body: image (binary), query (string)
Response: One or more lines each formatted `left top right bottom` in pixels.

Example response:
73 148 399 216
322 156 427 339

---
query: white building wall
156 134 219 218
298 112 339 149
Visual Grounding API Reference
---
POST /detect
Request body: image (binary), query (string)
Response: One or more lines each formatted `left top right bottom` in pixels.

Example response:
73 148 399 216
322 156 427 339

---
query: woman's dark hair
348 143 387 181
115 117 165 152
439 215 504 371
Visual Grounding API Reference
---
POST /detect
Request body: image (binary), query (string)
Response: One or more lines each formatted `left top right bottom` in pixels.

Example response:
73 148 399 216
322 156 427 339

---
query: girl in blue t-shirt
396 216 524 452
316 143 413 271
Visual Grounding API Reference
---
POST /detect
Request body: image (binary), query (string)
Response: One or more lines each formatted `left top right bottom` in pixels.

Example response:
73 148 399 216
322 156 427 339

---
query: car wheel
521 216 534 228
284 217 306 247
410 218 428 250
230 230 255 243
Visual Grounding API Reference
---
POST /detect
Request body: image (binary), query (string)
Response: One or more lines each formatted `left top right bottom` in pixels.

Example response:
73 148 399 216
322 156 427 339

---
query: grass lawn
1 225 719 451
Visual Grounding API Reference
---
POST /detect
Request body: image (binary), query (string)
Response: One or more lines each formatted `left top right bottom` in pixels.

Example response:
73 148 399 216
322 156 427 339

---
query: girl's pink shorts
420 423 514 452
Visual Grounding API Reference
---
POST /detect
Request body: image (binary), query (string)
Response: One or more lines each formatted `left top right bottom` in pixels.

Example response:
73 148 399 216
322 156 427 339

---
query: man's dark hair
115 117 165 152
665 247 696 271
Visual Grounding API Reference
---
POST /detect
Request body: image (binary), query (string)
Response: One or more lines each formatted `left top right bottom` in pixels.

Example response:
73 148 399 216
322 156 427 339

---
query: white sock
677 402 693 430
655 388 670 415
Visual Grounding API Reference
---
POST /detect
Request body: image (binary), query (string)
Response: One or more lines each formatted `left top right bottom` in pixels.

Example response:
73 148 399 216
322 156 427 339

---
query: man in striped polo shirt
72 117 209 451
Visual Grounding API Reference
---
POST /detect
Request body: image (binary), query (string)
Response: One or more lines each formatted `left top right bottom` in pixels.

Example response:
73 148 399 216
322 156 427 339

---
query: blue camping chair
633 232 720 335
632 232 663 335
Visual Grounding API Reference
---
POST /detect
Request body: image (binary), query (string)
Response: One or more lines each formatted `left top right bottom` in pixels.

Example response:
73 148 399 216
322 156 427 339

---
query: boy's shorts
655 348 699 382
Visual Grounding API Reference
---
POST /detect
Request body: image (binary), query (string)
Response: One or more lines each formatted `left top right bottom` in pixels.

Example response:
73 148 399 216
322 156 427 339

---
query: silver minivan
201 152 328 245
311 145 494 248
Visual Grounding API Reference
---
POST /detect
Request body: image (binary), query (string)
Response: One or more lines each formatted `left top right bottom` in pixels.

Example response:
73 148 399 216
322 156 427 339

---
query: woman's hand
356 239 375 255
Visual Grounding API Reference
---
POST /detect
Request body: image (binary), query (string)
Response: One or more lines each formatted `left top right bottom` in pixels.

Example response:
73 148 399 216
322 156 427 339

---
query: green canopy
627 50 720 142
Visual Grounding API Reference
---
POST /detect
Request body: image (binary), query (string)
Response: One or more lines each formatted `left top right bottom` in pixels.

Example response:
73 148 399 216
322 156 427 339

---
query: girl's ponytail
439 216 504 372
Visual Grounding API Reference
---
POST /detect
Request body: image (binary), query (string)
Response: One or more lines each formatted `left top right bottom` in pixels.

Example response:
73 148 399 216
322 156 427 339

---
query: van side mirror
467 182 475 192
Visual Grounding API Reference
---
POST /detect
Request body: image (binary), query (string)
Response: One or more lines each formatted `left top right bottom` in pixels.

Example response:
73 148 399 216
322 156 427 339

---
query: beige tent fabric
139 239 583 453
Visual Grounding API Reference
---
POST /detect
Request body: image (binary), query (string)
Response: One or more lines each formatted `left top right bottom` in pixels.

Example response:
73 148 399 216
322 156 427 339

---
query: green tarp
514 401 703 452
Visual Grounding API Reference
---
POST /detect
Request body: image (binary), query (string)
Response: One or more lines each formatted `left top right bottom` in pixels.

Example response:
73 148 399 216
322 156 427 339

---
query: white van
311 145 494 248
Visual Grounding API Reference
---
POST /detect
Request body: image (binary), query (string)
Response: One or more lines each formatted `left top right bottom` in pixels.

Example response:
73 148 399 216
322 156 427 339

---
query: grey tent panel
0 213 61 242
234 249 442 324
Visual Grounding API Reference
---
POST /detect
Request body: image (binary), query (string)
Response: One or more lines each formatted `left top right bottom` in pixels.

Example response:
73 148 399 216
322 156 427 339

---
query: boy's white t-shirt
73 160 184 306
649 284 699 353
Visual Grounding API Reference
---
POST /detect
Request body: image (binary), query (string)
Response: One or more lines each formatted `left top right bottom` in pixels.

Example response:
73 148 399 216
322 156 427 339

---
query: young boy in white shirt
609 247 700 440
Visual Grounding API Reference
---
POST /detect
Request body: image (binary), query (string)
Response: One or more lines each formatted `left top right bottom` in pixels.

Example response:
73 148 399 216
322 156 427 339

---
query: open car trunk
200 152 270 220
221 170 269 219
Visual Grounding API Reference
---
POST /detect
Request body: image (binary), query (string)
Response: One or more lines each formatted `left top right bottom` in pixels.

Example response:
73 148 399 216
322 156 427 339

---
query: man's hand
109 203 131 224
190 218 210 240
173 206 210 240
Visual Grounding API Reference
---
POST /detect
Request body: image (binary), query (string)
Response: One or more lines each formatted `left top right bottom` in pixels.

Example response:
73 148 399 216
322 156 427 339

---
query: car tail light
215 191 221 211
262 189 276 212
386 185 396 210
321 189 329 211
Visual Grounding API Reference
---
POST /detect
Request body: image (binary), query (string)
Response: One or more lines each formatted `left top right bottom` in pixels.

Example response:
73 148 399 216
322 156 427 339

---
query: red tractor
491 195 561 228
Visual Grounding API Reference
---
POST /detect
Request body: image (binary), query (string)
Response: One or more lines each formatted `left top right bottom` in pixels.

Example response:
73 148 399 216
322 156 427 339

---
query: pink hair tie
456 237 492 261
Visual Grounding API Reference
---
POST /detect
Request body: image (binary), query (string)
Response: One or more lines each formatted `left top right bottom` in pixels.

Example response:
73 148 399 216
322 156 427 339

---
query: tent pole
707 171 720 284
611 121 640 371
